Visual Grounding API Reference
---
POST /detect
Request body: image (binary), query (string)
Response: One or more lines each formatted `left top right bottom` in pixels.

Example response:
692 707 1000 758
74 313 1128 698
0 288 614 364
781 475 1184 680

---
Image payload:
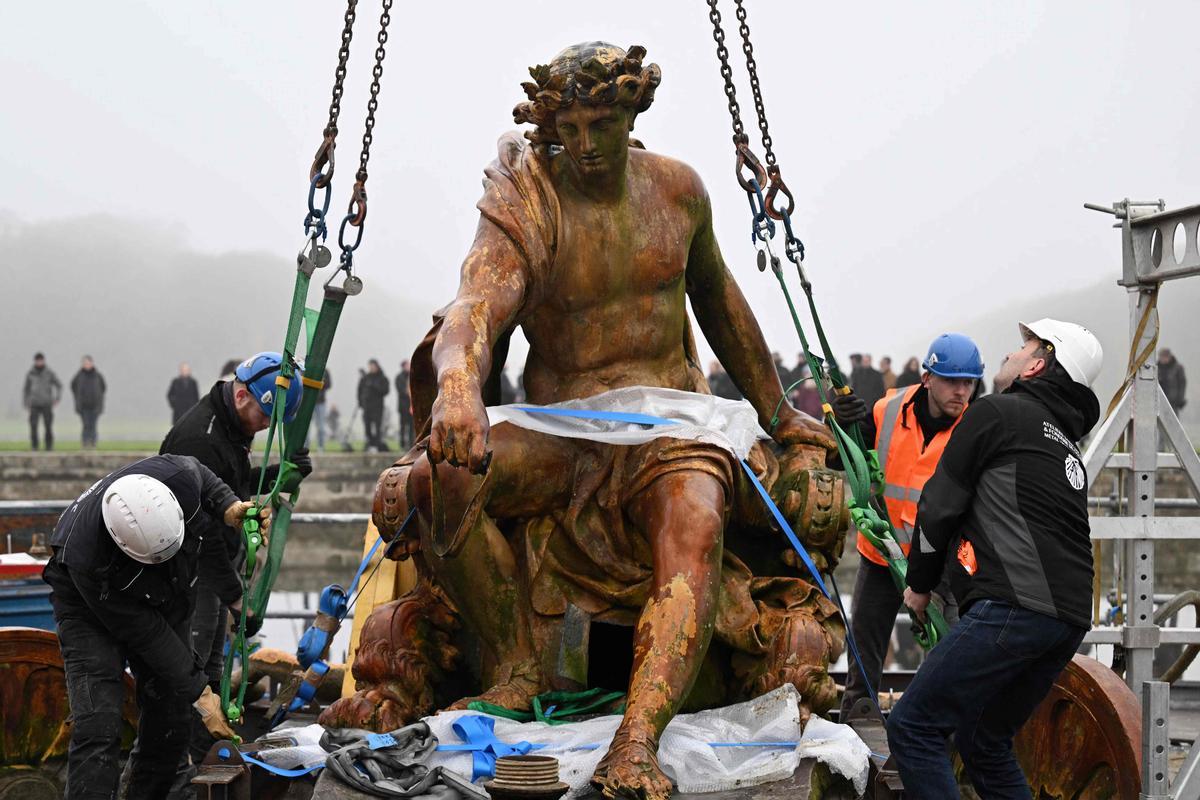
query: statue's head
514 42 661 152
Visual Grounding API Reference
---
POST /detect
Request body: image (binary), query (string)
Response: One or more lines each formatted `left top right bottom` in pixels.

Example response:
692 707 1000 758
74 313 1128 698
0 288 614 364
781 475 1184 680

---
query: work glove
228 600 264 637
223 501 272 538
291 447 314 478
194 685 237 740
829 391 869 426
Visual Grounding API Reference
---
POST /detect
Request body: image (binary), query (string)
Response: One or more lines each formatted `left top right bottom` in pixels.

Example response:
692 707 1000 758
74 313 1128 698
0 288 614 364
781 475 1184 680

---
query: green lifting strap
219 263 352 728
468 688 627 725
761 253 948 650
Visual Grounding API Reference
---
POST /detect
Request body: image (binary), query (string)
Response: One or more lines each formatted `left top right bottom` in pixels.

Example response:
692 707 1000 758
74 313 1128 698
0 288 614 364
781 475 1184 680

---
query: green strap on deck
468 688 627 725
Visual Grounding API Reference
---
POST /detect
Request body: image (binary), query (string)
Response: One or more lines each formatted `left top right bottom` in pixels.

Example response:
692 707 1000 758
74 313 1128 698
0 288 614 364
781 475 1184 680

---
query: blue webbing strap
513 406 681 427
241 753 325 777
738 460 830 598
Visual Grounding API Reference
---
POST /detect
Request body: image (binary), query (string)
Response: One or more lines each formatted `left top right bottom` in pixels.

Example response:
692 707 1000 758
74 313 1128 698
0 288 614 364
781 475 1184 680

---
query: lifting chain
706 0 745 146
706 0 797 226
337 0 392 264
310 0 359 189
733 0 774 168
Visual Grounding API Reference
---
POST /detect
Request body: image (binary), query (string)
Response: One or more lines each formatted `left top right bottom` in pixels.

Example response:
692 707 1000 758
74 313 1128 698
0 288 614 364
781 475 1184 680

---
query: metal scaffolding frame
1081 198 1200 800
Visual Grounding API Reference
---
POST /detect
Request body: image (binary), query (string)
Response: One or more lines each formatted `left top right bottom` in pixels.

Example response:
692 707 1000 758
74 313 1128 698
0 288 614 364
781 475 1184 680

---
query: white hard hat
100 474 186 565
1019 319 1104 388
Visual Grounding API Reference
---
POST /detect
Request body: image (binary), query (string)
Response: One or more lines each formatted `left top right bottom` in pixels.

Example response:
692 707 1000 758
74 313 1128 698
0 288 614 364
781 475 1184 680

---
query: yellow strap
837 385 852 395
821 403 834 416
301 376 325 390
275 375 292 389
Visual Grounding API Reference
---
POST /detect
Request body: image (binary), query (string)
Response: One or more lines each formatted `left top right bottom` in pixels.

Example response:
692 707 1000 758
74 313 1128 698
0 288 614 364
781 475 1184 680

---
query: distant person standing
852 353 887 410
879 356 897 392
789 363 824 420
313 368 332 451
70 355 107 449
896 356 921 388
706 361 741 401
396 360 413 449
1159 348 1187 414
218 359 241 382
167 362 201 424
23 352 62 450
358 359 390 451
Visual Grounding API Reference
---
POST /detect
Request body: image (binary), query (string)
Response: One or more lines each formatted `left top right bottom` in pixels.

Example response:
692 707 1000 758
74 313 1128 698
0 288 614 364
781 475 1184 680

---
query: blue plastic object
922 333 984 379
438 715 542 781
0 578 55 630
235 352 304 422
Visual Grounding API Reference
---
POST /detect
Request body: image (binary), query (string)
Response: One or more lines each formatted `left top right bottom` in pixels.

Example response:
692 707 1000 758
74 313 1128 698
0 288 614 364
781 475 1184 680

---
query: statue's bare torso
521 149 704 404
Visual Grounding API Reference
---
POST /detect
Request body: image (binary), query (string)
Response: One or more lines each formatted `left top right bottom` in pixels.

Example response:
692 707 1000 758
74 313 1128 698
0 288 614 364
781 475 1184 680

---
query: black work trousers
30 404 54 449
45 561 201 800
840 558 959 719
80 408 100 448
362 406 384 450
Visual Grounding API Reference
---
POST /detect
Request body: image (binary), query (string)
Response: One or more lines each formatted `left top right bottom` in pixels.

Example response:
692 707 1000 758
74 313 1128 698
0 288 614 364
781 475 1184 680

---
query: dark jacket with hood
908 366 1100 628
159 381 278 606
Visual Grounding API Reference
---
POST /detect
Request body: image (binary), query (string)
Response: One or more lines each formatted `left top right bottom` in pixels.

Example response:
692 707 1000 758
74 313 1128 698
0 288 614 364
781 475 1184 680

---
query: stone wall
0 452 389 587
0 451 390 513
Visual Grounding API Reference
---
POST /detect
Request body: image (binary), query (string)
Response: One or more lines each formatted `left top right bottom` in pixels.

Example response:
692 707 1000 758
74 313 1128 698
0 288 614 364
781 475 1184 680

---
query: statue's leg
592 470 725 800
408 422 577 711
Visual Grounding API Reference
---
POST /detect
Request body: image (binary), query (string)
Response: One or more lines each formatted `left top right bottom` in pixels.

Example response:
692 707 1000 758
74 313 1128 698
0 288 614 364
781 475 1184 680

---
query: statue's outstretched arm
429 218 529 471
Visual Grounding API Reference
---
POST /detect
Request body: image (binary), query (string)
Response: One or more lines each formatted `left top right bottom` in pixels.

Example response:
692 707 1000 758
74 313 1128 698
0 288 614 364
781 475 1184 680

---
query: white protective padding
487 386 773 461
423 685 870 798
256 722 330 771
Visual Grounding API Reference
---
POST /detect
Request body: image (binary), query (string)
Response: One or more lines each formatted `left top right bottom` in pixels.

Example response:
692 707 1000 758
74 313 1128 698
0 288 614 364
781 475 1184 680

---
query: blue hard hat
922 334 984 379
235 352 304 422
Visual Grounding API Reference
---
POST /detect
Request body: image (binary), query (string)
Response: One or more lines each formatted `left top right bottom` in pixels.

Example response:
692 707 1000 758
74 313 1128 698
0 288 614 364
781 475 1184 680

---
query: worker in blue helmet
235 351 306 425
829 333 984 720
157 350 313 775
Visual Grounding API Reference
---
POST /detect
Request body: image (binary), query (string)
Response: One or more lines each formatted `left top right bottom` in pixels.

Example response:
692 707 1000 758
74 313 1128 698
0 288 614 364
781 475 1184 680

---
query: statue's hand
429 377 491 473
771 407 836 452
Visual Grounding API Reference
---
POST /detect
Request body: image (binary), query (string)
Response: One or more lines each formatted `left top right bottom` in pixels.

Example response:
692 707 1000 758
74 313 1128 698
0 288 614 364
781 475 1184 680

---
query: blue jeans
886 600 1086 799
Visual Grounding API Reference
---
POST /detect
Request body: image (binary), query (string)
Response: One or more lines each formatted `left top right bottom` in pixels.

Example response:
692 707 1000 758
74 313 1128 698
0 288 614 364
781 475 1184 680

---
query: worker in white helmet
886 319 1103 798
42 454 268 800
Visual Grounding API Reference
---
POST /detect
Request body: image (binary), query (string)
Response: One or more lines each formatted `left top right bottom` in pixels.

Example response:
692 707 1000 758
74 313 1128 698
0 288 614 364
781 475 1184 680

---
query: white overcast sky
5 1 1200 367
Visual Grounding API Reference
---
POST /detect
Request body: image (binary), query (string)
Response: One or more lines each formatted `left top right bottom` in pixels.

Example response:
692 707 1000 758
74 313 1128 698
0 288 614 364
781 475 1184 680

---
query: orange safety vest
857 385 966 566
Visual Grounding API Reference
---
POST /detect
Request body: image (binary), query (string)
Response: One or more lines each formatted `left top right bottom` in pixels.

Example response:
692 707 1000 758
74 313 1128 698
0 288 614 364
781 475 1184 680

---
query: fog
4 1 1199 438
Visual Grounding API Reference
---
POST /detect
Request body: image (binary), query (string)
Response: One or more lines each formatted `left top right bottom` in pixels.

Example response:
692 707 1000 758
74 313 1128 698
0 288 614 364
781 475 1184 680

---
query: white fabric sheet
486 385 770 460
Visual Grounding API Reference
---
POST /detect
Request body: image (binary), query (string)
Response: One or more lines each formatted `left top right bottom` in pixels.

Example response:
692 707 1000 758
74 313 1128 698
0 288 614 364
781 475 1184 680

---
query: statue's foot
591 727 673 800
445 660 541 712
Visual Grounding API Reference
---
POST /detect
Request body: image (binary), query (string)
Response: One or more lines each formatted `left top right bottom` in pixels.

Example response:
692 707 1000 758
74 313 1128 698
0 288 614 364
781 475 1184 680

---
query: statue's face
554 103 631 180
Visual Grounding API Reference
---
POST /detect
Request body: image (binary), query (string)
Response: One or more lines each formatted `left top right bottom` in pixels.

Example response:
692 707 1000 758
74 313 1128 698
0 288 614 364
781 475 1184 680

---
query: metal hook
734 138 768 194
764 165 796 221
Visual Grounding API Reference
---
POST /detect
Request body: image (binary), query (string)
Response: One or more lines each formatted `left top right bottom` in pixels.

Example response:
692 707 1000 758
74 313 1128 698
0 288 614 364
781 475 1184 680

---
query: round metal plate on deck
1010 654 1142 799
0 627 139 770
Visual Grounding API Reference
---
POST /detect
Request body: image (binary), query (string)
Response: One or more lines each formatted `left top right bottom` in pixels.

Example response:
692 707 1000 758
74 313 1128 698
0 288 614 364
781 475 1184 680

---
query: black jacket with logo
159 381 277 605
908 366 1100 628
